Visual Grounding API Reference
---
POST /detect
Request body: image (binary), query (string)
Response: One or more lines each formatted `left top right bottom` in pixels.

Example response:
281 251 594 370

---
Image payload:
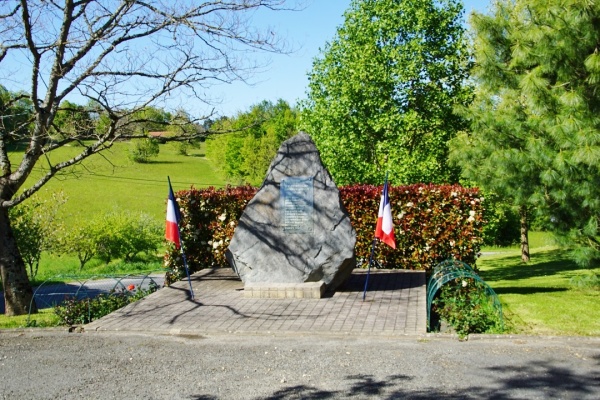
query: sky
210 0 493 118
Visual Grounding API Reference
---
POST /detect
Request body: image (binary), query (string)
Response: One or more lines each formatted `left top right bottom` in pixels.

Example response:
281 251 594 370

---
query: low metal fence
28 271 165 318
426 259 503 331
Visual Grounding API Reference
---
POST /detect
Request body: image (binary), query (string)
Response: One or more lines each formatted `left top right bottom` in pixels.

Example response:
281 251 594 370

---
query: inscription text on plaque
281 177 314 233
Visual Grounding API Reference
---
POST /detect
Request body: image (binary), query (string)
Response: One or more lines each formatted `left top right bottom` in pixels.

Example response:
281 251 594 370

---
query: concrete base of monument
243 281 327 299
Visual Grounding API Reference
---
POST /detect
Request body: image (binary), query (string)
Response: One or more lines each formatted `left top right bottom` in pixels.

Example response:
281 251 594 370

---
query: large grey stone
226 132 356 291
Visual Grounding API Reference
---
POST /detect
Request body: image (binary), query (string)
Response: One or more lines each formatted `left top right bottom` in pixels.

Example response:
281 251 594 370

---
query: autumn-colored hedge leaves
164 184 484 279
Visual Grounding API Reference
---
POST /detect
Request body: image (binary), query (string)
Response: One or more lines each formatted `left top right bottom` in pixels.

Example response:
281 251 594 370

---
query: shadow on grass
143 160 183 165
478 249 581 283
493 287 568 295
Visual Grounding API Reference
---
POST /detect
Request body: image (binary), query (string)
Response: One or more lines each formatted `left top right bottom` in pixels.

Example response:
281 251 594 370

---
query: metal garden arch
426 259 503 331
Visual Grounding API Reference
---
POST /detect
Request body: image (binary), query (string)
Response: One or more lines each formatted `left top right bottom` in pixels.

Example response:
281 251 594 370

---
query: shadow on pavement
188 359 599 399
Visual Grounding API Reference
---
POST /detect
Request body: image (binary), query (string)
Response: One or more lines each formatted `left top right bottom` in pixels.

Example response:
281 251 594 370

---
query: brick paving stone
86 268 427 336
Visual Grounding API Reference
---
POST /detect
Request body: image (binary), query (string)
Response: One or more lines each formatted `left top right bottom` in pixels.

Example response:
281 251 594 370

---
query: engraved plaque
281 177 313 233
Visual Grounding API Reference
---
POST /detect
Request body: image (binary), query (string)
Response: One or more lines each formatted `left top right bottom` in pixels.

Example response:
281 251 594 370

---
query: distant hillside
11 141 227 225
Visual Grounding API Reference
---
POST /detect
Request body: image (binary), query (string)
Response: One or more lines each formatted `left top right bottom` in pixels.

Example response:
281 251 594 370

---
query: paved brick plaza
86 268 427 336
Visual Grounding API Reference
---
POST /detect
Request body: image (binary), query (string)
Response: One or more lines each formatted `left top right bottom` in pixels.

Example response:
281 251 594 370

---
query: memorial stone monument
226 132 356 298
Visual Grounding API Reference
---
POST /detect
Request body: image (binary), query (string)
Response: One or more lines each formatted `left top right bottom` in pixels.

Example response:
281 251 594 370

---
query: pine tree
450 0 600 265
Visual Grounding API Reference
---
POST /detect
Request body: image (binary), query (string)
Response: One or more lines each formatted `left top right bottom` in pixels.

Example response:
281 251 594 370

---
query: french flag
165 180 181 249
374 180 396 249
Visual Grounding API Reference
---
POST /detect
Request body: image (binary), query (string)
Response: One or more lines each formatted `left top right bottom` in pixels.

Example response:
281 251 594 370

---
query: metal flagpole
363 172 389 301
363 237 378 301
178 239 195 300
168 176 195 300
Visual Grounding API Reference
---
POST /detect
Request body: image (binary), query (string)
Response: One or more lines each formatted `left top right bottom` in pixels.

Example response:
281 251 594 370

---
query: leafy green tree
55 211 161 270
0 86 33 144
167 109 203 136
239 100 298 184
167 109 205 155
55 224 97 271
449 0 600 265
9 192 66 279
128 106 173 135
0 0 296 315
300 0 472 185
93 211 162 263
206 99 298 185
51 100 94 140
480 192 520 248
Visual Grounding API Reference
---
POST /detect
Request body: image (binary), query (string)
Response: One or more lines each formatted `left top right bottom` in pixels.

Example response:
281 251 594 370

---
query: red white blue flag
374 180 396 249
165 180 181 248
165 177 195 299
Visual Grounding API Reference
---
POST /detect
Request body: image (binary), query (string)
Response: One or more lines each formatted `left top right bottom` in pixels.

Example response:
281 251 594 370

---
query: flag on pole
374 179 396 249
166 180 181 248
166 177 195 300
363 175 396 300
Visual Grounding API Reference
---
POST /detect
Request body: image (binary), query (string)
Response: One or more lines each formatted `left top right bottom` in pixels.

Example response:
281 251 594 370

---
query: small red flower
127 284 136 291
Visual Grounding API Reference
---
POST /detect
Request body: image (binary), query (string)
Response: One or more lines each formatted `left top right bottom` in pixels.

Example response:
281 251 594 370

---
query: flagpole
178 238 195 301
168 176 195 300
363 237 378 301
363 172 390 301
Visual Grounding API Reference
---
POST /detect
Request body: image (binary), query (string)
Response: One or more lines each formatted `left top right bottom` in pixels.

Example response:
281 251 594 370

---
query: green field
10 141 227 225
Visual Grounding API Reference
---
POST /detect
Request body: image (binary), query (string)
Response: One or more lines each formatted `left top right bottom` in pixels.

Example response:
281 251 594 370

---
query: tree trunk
0 207 37 316
520 205 530 263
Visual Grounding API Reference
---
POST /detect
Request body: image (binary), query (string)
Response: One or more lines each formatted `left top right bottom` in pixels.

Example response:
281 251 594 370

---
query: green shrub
9 191 66 279
164 183 485 281
340 184 485 270
432 278 504 338
54 223 97 270
55 211 161 269
96 211 162 263
170 140 198 156
54 282 159 325
128 138 160 163
164 185 256 282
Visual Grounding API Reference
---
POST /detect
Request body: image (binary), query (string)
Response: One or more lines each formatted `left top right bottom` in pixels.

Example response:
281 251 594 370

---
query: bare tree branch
0 0 302 207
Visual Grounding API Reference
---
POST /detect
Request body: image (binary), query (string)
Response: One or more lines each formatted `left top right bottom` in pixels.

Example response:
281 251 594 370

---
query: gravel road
0 329 598 399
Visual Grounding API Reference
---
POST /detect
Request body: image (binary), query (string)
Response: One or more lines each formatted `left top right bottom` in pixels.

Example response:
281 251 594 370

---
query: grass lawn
478 234 600 336
10 140 226 225
6 139 228 284
30 253 166 285
0 309 61 328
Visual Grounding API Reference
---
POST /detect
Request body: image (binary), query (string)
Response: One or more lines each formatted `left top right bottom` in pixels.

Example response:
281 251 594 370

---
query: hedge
164 184 484 281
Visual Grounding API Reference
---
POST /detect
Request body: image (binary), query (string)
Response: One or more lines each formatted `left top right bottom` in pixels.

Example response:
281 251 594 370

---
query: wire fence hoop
27 271 166 324
426 259 503 332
